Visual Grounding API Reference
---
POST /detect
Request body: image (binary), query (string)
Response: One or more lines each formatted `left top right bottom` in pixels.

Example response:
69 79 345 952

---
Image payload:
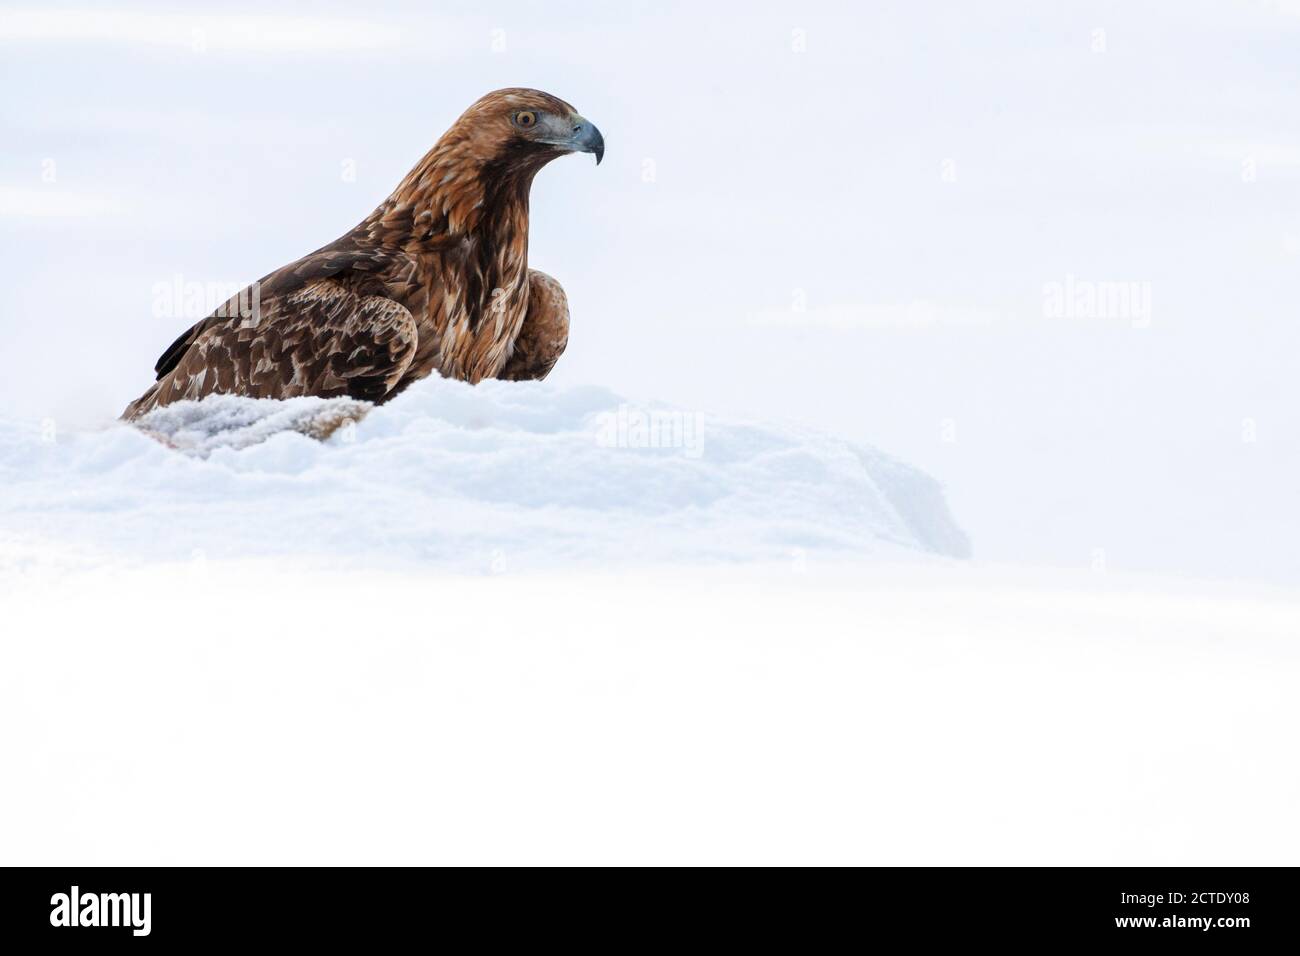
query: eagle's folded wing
123 278 418 419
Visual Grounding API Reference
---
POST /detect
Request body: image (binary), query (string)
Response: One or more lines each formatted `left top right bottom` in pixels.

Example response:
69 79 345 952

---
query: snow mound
0 378 969 572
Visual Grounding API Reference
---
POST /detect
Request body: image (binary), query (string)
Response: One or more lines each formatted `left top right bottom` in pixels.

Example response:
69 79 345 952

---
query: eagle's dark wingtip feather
154 323 203 379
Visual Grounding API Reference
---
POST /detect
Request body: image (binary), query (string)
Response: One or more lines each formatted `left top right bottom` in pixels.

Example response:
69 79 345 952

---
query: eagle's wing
496 269 570 382
150 239 404 381
123 278 418 419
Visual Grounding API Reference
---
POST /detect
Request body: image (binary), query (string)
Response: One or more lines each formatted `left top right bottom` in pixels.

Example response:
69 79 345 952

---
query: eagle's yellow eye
514 111 537 129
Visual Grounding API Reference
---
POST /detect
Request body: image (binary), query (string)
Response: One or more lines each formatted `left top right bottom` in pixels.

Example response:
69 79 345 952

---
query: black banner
0 867 1293 945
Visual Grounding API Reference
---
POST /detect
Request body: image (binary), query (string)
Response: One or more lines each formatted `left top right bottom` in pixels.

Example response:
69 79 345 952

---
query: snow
1 382 1296 864
0 377 970 573
1 559 1296 865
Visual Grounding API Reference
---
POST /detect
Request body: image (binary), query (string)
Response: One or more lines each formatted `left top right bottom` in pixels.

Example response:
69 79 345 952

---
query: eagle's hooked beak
569 117 605 165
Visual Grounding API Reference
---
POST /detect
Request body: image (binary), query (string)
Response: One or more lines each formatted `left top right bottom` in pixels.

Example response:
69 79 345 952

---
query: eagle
122 88 603 420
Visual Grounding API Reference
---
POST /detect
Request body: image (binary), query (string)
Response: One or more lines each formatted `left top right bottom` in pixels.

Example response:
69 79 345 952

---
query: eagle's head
453 88 605 172
395 88 603 234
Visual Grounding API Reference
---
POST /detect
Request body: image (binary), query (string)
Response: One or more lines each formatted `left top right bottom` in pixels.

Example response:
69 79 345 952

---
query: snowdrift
0 378 969 572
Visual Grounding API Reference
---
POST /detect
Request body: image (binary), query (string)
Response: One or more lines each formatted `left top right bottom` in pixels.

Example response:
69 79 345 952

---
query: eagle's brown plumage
122 88 603 420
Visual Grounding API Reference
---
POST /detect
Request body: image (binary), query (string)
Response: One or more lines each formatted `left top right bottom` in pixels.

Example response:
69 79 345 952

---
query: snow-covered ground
1 382 1296 865
3 558 1296 865
0 378 969 573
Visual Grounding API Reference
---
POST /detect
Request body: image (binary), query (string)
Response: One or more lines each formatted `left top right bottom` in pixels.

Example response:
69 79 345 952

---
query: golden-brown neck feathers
392 88 578 236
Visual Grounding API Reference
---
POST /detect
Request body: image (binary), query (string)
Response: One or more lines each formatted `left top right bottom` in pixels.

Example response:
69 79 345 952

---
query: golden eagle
123 88 603 420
